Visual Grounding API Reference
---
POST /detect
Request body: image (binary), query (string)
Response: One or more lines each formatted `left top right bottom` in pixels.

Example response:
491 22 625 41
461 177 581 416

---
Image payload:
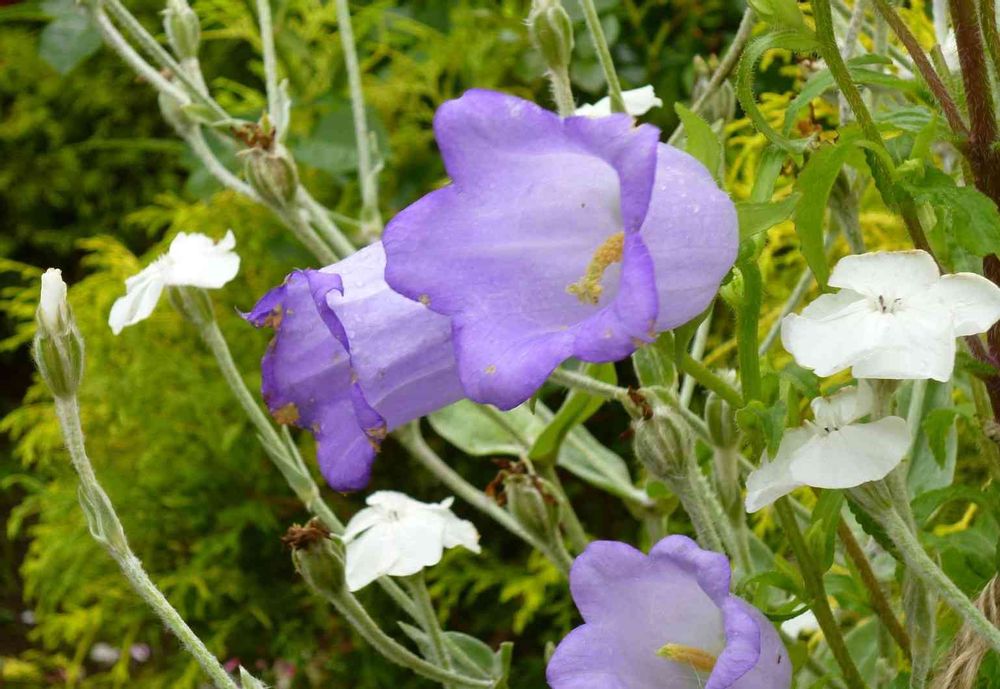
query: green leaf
736 193 800 240
39 0 101 75
805 489 844 573
793 133 863 287
922 408 963 468
674 103 723 183
428 400 649 505
631 332 676 388
528 363 616 464
897 166 1000 257
747 0 808 30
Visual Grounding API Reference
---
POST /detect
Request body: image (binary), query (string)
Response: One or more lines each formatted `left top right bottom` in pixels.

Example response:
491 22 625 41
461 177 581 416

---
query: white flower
781 250 1000 382
781 610 819 639
109 231 240 335
574 85 663 118
38 268 68 335
745 383 911 512
343 491 481 591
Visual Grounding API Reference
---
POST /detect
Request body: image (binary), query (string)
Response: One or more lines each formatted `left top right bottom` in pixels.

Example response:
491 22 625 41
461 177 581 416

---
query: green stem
735 260 763 402
317 586 493 688
278 206 339 264
91 9 188 103
394 424 573 575
188 299 417 617
575 0 626 112
880 505 1000 654
297 189 358 258
678 352 744 408
405 573 455 689
53 396 241 689
774 498 871 689
548 67 577 116
547 368 634 406
255 0 281 124
536 463 589 553
333 0 382 238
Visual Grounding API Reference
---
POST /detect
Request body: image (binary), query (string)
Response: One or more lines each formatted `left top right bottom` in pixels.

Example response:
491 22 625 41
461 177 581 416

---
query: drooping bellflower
782 250 1000 381
245 243 464 491
547 535 791 689
383 89 738 409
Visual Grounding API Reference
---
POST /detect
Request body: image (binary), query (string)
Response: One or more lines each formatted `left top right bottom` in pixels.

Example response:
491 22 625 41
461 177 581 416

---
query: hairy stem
405 573 455 689
576 0 626 112
678 352 744 408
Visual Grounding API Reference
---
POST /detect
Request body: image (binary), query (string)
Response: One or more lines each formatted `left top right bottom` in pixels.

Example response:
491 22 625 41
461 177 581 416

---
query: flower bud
632 404 692 483
288 521 345 597
528 0 574 72
504 473 561 543
241 143 299 207
33 269 84 398
163 0 201 61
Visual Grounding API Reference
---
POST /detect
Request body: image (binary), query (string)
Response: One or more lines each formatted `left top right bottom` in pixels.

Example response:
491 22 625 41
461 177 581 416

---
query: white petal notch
109 231 240 335
781 250 1000 382
744 383 911 512
343 491 481 592
574 85 663 118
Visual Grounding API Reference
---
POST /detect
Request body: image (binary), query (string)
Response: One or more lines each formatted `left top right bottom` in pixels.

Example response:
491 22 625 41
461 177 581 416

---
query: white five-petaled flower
39 268 69 336
745 383 911 512
109 231 240 335
343 491 481 592
574 85 663 118
782 250 1000 382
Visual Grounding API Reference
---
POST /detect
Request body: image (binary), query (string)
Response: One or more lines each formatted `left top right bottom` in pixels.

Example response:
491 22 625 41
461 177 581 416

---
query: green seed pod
632 404 692 483
163 0 201 61
504 473 561 543
242 143 300 207
528 0 574 72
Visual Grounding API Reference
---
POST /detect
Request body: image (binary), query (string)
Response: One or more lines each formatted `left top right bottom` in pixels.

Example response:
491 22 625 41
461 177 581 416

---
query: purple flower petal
383 89 661 409
383 89 737 409
547 536 790 689
245 243 464 490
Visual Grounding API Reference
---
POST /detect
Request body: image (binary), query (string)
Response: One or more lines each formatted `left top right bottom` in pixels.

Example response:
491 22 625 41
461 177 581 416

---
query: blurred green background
0 0 744 685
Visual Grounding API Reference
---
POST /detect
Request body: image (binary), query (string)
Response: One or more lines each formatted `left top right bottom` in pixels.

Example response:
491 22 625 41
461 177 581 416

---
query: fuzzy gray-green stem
575 0 626 112
53 396 241 689
405 573 455 689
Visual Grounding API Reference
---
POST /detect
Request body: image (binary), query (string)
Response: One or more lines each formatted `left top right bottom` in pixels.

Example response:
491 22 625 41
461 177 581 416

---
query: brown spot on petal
419 294 431 306
364 423 388 452
273 402 300 425
263 307 283 329
485 365 497 375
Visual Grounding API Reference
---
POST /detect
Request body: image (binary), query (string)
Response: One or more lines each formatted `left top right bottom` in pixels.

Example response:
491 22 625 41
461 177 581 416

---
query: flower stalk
574 0 626 112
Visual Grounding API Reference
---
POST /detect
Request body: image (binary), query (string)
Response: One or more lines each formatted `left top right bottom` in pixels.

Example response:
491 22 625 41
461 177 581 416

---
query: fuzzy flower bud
632 403 692 483
704 372 740 449
288 521 346 597
33 269 84 398
242 143 299 207
528 0 574 72
504 473 561 544
163 0 201 61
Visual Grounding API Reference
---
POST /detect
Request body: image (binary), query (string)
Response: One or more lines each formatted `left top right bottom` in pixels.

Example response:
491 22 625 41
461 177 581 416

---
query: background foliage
0 0 744 685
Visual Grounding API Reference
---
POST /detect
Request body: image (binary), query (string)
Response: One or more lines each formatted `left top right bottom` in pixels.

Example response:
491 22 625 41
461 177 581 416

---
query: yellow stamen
566 232 624 305
656 643 718 673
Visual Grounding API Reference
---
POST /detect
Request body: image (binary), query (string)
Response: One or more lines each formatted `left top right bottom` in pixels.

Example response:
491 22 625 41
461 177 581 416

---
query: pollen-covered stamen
566 232 625 305
656 643 717 672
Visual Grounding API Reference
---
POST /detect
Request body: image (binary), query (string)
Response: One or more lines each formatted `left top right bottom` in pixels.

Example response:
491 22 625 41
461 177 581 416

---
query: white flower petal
781 292 878 376
789 416 910 489
39 268 68 335
850 303 956 381
345 522 398 591
926 272 1000 336
745 428 812 513
342 505 384 542
574 86 662 118
163 230 240 288
781 610 819 639
385 515 446 577
810 382 873 429
108 264 167 335
439 509 481 554
828 250 939 300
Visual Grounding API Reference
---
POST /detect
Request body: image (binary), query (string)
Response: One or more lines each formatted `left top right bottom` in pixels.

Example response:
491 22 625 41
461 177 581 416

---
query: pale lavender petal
726 601 792 689
245 243 464 490
640 144 739 330
384 89 661 409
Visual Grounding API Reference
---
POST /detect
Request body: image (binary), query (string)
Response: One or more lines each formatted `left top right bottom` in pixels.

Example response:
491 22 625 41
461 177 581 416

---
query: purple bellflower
547 536 791 689
383 89 737 409
245 243 464 491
